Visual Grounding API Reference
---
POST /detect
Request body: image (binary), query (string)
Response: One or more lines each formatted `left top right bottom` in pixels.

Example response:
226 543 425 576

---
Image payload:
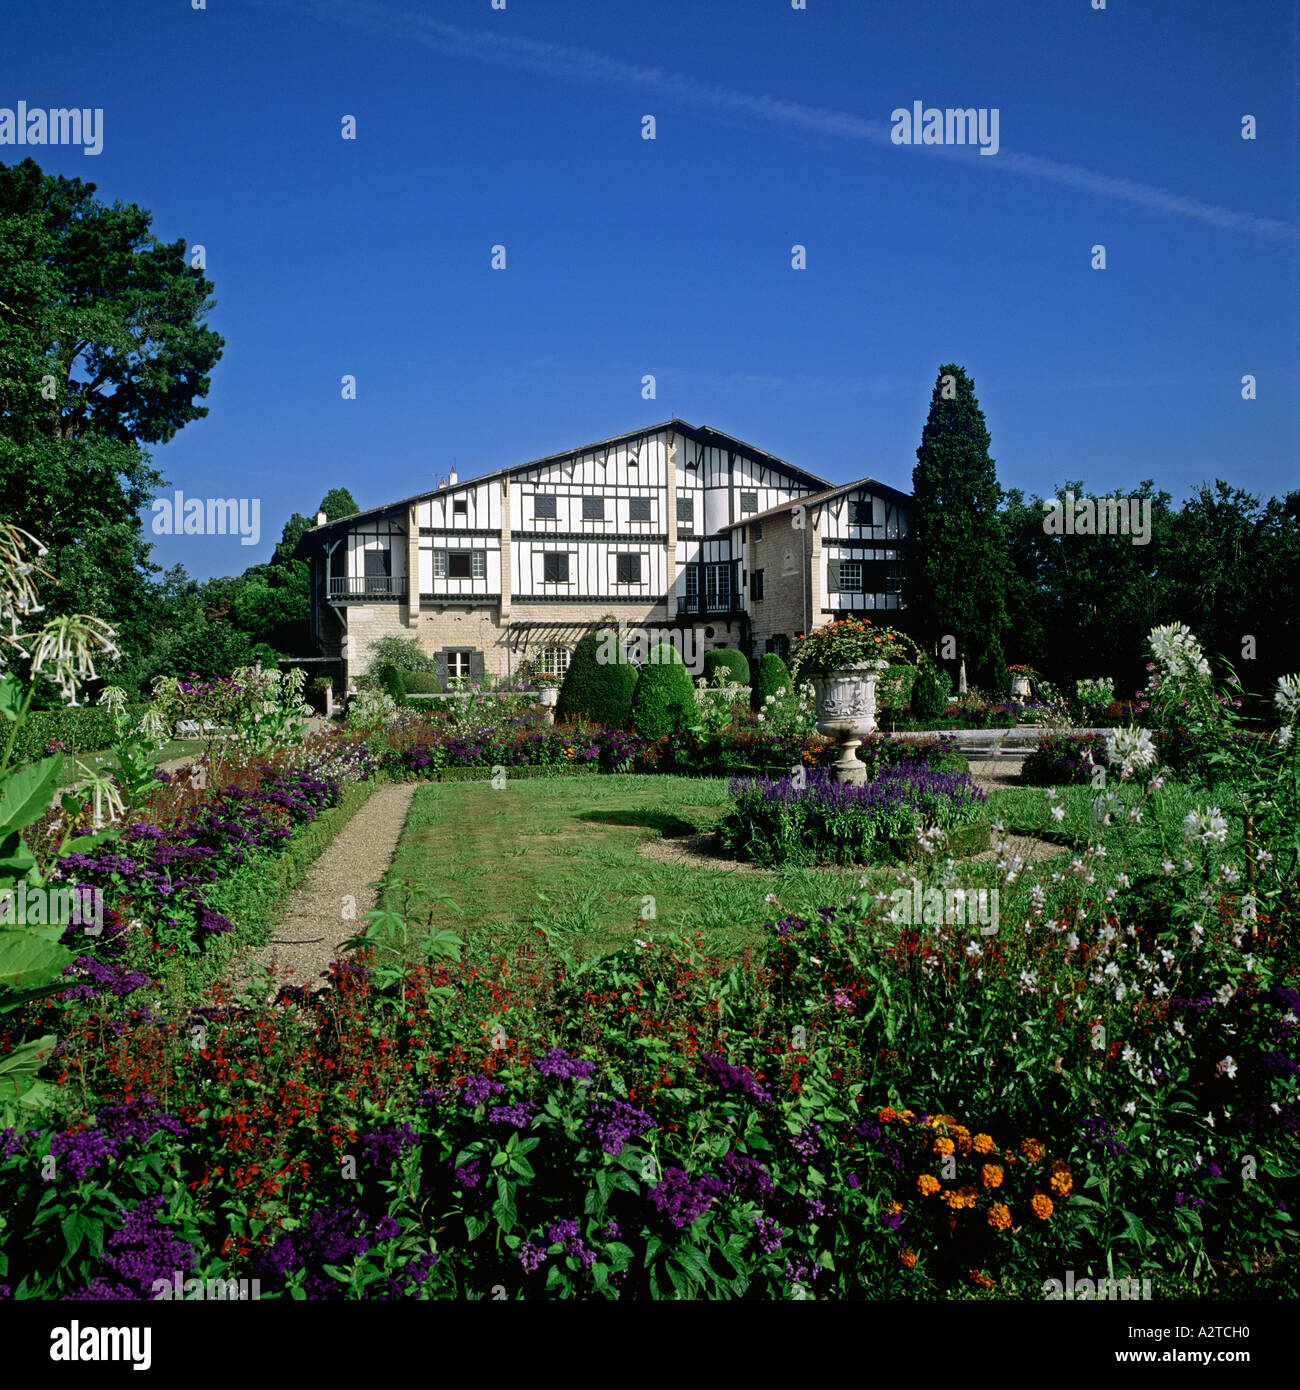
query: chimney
316 511 327 526
449 468 458 486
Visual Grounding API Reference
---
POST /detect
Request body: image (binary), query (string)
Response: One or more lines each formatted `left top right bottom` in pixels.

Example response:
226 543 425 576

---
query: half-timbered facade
295 420 911 687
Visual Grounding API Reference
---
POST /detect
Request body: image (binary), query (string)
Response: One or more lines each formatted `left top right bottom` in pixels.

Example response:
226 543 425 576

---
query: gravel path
235 780 418 999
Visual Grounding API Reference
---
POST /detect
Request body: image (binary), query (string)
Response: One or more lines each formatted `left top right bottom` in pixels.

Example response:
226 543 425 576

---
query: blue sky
5 0 1296 579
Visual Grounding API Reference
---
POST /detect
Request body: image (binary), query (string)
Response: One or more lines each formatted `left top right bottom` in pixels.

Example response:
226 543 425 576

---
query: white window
836 560 863 593
447 650 473 680
539 646 571 678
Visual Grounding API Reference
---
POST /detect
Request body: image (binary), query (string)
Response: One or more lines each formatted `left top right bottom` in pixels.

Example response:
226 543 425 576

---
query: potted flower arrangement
1006 663 1037 703
789 619 907 784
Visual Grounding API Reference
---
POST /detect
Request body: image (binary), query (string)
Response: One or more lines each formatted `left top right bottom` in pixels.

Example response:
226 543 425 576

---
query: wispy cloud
273 0 1297 242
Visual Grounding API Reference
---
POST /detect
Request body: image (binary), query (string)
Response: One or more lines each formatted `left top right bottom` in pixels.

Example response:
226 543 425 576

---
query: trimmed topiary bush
401 671 444 694
556 631 638 728
630 644 698 739
910 662 951 720
751 653 793 710
703 648 750 686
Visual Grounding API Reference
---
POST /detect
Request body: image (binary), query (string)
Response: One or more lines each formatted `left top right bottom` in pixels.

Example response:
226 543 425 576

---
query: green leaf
0 1034 56 1080
0 831 36 878
0 756 62 833
0 930 75 1002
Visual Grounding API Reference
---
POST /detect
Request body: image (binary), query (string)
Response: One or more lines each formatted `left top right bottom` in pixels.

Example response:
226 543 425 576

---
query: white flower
1050 805 1065 823
1121 1100 1137 1116
1106 725 1157 774
1173 1019 1186 1037
764 893 779 905
1149 622 1211 680
634 938 649 949
1274 673 1300 720
1183 807 1229 846
1018 969 1038 991
1065 932 1079 951
965 941 983 959
1217 1056 1238 1080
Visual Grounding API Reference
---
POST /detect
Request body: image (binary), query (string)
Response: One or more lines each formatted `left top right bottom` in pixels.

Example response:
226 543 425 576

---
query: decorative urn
812 660 888 785
1010 675 1032 704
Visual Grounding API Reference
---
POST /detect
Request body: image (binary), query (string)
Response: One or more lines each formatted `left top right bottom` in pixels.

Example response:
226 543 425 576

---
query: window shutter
827 559 841 592
470 650 485 682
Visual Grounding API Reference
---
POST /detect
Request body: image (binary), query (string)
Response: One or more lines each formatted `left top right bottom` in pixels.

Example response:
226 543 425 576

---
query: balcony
328 577 407 601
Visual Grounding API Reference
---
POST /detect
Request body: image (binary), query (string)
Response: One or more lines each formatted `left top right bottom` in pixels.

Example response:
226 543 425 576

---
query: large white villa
294 419 911 687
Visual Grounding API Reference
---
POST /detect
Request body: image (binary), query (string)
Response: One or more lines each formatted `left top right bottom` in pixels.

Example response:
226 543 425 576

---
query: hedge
401 671 445 694
10 705 124 764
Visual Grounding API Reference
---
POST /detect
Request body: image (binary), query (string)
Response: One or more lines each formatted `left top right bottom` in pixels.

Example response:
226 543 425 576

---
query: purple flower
66 1197 196 1301
716 1151 774 1200
584 1099 656 1157
487 1101 536 1131
462 1075 505 1107
752 1216 785 1254
698 1053 772 1105
360 1122 421 1168
254 1204 401 1300
51 1127 118 1181
518 1241 548 1274
647 1167 727 1229
547 1218 596 1270
454 1160 483 1190
533 1047 596 1082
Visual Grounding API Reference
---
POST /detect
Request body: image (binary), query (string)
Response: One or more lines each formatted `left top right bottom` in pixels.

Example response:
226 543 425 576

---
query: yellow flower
1050 1163 1073 1197
934 1136 956 1157
980 1164 1003 1189
900 1248 918 1269
885 1199 902 1217
917 1174 941 1196
988 1203 1012 1230
1030 1193 1054 1220
972 1133 996 1154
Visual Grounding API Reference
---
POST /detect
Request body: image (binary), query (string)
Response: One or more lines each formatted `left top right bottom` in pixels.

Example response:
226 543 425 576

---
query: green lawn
374 773 1207 965
377 775 875 961
55 739 208 788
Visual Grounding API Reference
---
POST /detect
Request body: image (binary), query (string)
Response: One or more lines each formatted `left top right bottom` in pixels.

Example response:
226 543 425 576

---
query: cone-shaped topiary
376 664 407 706
630 643 698 738
555 630 638 728
703 647 750 686
751 653 793 710
401 670 444 694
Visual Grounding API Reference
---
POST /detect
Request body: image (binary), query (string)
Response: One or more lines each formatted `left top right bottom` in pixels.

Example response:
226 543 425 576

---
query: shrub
376 664 408 707
10 704 122 763
703 648 750 686
556 632 638 728
367 634 441 674
910 663 951 720
751 653 793 710
876 663 918 712
1019 734 1110 786
401 671 445 694
629 645 698 740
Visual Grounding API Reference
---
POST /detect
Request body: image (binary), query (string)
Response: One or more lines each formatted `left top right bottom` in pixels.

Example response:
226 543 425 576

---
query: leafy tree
0 158 223 648
274 512 314 565
319 488 359 522
703 648 750 686
902 365 1010 688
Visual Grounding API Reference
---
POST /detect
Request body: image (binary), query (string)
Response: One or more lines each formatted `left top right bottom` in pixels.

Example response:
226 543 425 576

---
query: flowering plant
788 619 907 679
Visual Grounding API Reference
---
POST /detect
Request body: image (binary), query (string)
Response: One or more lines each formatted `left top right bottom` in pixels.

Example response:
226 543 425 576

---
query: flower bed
718 764 987 867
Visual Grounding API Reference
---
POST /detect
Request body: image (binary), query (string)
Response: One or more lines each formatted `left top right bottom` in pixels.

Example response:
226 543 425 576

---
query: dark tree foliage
629 644 697 739
751 654 792 710
556 632 638 728
901 365 1011 688
703 648 750 686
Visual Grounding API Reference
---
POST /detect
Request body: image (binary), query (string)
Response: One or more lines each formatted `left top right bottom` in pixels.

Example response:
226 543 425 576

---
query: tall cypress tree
902 365 1010 688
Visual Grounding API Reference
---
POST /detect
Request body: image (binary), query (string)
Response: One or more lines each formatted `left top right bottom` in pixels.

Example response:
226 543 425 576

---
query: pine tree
902 364 1010 688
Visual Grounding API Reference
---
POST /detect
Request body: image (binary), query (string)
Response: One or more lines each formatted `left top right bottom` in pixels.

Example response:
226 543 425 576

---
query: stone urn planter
812 660 888 785
1010 675 1032 704
538 685 559 709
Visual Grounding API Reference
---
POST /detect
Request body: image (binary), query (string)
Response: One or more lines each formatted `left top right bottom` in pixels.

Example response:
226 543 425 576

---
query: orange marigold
885 1200 902 1217
934 1136 956 1157
1030 1192 1054 1220
1021 1137 1046 1161
969 1270 995 1289
917 1174 941 1196
972 1133 996 1154
980 1163 1004 1189
878 1106 899 1123
988 1203 1012 1230
900 1248 918 1269
1051 1165 1073 1197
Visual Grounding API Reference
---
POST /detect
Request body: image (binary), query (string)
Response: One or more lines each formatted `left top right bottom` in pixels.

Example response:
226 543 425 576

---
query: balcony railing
328 577 407 600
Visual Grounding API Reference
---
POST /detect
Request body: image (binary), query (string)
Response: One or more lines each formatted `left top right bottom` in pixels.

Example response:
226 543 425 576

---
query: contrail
265 0 1297 243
